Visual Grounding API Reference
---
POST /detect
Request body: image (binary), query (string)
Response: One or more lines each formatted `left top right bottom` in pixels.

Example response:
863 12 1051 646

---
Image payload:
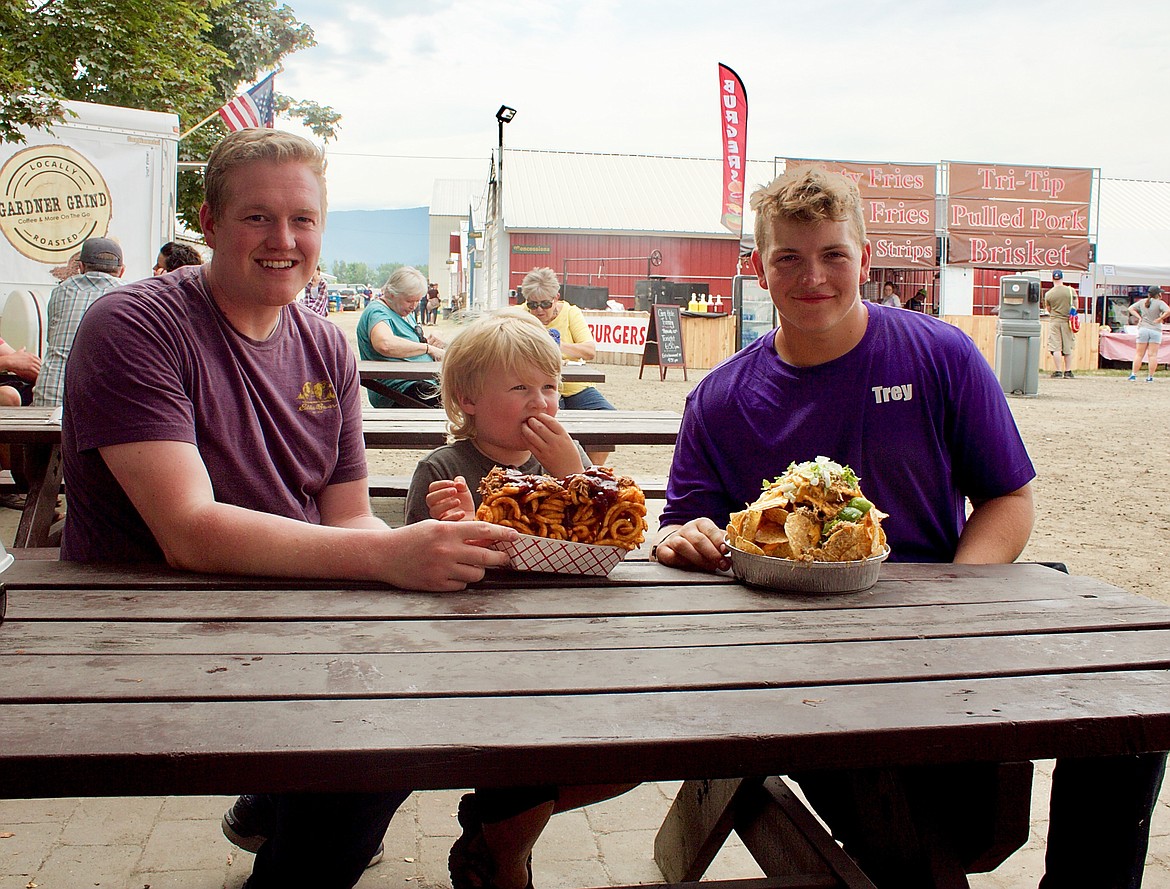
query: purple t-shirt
61 265 368 562
661 305 1036 562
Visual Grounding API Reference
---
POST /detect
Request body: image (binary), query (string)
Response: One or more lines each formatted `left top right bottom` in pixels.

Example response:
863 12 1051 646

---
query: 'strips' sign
788 158 938 268
946 162 1092 270
0 144 112 264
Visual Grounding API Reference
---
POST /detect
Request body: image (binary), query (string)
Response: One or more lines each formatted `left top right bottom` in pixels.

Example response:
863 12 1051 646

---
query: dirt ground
342 309 1170 605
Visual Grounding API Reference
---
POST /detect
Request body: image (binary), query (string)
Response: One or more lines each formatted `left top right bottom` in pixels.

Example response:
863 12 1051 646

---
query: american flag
218 73 276 131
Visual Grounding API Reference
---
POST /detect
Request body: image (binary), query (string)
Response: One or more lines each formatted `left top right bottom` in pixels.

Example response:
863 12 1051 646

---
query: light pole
494 105 516 308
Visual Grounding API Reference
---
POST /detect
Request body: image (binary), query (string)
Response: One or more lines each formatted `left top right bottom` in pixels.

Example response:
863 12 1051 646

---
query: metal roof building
432 150 1170 312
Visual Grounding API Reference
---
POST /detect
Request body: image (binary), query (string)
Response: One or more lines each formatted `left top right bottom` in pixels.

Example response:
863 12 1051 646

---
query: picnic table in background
0 407 62 548
0 560 1168 888
357 360 605 407
360 408 678 450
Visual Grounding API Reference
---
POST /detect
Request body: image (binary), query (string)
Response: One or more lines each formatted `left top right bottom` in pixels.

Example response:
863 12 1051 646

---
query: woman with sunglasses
357 266 446 408
521 267 615 465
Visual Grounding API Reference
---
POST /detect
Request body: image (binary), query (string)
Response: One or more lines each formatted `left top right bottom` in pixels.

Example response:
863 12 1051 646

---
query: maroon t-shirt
61 265 367 562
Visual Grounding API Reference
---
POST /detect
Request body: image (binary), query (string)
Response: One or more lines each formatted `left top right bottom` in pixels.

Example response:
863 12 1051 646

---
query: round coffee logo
0 145 112 264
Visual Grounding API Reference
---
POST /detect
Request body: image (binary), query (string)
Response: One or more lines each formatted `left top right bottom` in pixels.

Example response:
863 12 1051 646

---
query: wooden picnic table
0 559 1167 887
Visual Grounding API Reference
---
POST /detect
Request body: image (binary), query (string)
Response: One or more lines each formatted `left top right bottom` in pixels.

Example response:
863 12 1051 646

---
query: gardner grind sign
0 144 113 264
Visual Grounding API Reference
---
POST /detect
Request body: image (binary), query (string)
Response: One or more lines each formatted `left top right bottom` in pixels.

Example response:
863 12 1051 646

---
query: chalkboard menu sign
639 304 688 381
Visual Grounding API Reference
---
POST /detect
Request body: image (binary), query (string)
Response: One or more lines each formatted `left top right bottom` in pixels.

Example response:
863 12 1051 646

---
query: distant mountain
321 208 429 269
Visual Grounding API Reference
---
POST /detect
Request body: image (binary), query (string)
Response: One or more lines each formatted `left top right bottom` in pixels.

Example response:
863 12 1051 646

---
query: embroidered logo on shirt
871 384 913 404
297 380 338 412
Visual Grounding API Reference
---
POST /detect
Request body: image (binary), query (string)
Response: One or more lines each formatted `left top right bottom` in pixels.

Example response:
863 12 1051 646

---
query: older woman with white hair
357 266 447 408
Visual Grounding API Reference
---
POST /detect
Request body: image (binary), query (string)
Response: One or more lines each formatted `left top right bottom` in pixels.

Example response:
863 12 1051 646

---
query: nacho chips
726 457 887 562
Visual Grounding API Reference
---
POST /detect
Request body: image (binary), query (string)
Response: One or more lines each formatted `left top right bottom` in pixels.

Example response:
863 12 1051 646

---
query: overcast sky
276 0 1167 211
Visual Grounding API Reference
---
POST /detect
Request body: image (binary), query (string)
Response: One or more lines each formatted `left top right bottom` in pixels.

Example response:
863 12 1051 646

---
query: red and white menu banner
947 162 1092 203
718 63 748 235
948 232 1092 270
790 158 939 268
946 161 1093 270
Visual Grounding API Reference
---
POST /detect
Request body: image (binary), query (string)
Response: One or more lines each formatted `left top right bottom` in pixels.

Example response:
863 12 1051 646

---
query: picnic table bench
0 560 1168 889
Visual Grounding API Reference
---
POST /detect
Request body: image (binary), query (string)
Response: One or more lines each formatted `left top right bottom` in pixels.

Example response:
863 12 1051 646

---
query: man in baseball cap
77 237 123 271
33 236 126 407
1044 270 1077 379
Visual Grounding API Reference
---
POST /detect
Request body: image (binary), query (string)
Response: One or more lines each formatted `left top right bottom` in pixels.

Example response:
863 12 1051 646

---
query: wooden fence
943 315 1099 373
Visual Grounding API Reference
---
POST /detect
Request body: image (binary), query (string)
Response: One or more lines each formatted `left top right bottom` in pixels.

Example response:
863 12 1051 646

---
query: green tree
0 0 341 229
373 263 403 285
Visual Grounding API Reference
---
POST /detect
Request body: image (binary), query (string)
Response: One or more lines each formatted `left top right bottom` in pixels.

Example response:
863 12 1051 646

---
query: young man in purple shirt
652 166 1164 889
61 129 517 889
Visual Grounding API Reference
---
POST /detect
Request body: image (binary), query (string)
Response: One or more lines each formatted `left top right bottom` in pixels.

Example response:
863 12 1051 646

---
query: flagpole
180 110 220 141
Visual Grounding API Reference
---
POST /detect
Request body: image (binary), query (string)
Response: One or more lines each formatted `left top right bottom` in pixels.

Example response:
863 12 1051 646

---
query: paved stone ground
1 764 1168 889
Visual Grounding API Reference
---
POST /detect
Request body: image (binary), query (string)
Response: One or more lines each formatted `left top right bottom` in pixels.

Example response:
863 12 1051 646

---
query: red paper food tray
492 534 628 577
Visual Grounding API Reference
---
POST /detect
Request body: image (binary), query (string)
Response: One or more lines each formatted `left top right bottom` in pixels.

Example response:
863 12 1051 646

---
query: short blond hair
751 166 866 254
204 129 327 220
521 267 560 303
440 309 562 440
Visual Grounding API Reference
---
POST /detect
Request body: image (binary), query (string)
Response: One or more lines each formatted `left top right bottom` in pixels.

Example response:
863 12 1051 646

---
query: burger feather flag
717 63 748 235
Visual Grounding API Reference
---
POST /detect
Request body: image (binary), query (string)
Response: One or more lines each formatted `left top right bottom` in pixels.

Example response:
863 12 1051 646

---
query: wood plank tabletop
1 560 1168 799
358 360 605 385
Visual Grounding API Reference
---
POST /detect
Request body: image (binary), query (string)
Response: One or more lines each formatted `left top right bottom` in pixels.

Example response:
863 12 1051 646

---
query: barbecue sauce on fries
727 457 888 562
476 466 648 550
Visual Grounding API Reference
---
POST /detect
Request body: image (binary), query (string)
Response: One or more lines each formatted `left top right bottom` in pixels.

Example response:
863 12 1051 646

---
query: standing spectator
1044 270 1077 379
60 127 514 889
879 281 901 307
33 237 125 408
1128 285 1170 381
424 283 441 325
904 287 928 313
521 267 615 466
301 266 330 318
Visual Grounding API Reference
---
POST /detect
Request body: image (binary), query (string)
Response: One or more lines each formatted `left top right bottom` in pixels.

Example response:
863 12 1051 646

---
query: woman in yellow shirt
521 267 614 465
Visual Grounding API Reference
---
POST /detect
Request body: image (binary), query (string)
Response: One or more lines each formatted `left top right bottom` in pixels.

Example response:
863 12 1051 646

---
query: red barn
480 149 776 309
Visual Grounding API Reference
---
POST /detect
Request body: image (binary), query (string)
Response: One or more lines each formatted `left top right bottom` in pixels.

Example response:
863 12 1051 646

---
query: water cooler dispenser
994 275 1041 396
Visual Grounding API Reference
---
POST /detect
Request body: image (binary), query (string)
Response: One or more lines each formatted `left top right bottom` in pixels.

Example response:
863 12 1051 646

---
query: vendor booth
584 309 736 370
